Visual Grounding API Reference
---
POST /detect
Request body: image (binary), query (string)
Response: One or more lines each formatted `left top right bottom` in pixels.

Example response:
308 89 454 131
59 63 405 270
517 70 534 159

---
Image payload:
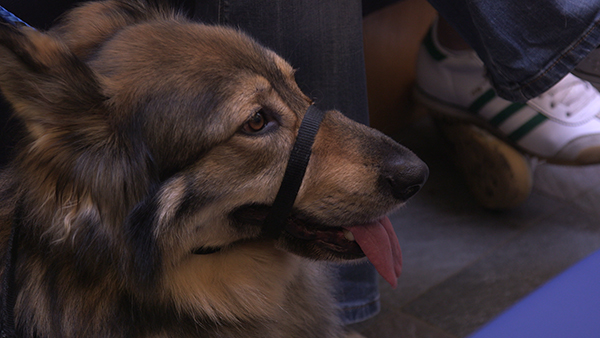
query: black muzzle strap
262 105 326 238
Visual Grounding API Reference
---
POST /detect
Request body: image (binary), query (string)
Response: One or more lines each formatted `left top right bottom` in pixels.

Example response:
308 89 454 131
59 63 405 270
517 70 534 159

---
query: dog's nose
380 152 429 202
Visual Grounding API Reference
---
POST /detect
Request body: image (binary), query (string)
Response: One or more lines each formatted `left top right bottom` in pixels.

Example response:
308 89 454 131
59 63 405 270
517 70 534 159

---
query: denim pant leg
192 0 380 325
428 0 600 102
332 261 381 324
193 0 369 124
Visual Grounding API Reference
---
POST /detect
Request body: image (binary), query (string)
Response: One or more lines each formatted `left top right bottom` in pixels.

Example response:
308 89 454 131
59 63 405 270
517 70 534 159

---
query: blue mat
468 248 600 338
0 6 31 28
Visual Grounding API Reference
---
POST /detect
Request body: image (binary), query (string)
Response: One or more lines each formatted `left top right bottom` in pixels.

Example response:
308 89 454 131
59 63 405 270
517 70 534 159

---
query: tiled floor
349 115 600 338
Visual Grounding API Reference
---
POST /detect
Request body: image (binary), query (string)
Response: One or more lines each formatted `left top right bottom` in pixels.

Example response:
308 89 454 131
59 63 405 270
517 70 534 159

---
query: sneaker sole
414 86 533 209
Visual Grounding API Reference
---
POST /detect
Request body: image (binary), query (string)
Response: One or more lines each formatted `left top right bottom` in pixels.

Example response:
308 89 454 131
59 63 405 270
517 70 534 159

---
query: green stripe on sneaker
508 113 548 142
423 27 446 61
468 89 496 113
488 103 527 127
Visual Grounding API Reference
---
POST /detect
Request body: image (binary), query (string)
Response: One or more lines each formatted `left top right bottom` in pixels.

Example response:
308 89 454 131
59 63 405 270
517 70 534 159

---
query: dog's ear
0 24 107 138
55 0 177 60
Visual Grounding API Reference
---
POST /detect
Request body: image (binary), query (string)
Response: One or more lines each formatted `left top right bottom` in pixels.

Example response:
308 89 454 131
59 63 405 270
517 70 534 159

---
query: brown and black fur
0 1 428 337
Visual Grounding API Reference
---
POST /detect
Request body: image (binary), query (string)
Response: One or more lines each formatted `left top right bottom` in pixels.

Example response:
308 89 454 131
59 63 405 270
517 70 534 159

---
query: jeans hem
339 298 381 325
493 19 600 102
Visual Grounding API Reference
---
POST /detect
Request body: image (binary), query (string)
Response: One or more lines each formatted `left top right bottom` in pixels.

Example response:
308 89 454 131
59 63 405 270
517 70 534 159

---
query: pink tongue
347 216 402 288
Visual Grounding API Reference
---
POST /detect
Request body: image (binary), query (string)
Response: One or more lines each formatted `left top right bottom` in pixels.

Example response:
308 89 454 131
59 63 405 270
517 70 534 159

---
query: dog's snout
381 153 429 202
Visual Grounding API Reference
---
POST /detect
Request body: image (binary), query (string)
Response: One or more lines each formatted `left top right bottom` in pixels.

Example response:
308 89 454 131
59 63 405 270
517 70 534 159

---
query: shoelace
533 74 599 117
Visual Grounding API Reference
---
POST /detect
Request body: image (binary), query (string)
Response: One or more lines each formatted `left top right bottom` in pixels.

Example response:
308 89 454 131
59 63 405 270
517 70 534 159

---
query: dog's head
0 0 427 302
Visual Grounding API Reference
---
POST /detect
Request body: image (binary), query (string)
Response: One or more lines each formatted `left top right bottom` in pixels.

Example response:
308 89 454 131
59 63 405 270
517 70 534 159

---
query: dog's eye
243 110 268 133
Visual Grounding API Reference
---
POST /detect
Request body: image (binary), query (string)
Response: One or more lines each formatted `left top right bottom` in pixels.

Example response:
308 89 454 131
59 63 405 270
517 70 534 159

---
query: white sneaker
415 20 600 165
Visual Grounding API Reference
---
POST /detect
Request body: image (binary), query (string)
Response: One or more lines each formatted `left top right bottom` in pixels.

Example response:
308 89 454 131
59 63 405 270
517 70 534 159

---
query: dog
0 1 428 337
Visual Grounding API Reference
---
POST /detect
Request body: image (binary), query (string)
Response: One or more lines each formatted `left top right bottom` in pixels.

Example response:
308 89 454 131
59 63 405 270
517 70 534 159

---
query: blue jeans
333 261 381 324
427 0 600 102
193 0 369 125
